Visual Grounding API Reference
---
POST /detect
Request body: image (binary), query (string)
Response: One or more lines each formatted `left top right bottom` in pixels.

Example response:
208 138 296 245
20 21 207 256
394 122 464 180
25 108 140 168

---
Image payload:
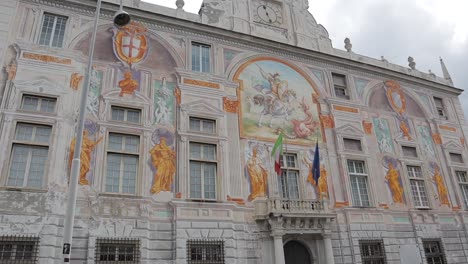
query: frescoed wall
236 58 323 145
373 118 394 154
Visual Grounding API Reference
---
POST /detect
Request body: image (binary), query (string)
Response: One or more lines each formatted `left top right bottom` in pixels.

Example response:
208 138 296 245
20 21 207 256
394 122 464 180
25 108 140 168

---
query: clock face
253 1 283 26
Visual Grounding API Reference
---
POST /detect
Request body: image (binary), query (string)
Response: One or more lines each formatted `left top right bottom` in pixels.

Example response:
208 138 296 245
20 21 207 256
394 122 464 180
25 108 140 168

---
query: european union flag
312 141 320 184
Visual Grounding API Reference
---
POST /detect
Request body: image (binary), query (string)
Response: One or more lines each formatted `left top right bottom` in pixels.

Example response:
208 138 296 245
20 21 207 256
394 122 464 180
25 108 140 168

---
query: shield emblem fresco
113 21 149 67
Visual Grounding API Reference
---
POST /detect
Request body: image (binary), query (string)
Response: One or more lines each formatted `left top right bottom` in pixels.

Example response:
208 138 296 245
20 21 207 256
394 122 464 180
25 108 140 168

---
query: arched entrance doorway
284 240 311 264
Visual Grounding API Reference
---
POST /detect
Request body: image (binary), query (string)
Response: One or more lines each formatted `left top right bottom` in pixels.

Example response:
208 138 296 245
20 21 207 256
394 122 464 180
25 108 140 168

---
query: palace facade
0 0 467 263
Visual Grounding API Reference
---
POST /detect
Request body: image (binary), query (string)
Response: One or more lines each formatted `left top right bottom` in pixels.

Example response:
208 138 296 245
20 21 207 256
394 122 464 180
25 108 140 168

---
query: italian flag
271 133 284 175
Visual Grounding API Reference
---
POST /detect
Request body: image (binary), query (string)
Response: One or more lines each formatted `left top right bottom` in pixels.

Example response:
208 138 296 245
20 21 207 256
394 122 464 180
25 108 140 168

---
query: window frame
347 159 371 207
187 240 225 264
406 165 430 209
189 117 216 135
95 238 140 264
189 142 218 201
455 170 468 209
191 42 212 73
401 145 418 158
278 153 300 200
38 12 69 48
19 93 57 114
332 73 349 100
343 138 363 152
359 239 387 264
449 152 464 164
110 105 142 124
6 122 53 189
433 97 447 119
422 239 446 264
103 132 141 195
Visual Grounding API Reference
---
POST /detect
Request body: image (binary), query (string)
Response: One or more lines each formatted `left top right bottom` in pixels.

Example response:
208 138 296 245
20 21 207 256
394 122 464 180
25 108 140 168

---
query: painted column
323 233 335 264
273 234 285 264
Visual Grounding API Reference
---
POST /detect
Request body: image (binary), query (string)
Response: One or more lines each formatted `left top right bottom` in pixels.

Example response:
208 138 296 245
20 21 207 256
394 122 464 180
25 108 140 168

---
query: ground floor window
359 239 386 264
0 236 39 263
187 240 224 264
95 238 140 263
423 240 446 264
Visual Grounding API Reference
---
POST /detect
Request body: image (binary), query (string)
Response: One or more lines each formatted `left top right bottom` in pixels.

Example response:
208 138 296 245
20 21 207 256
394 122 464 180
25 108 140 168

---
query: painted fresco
383 156 405 205
384 80 413 140
304 149 328 200
153 78 176 126
429 162 450 206
238 59 322 145
149 128 176 194
86 68 103 118
373 118 394 153
244 142 269 201
354 78 369 98
418 126 436 156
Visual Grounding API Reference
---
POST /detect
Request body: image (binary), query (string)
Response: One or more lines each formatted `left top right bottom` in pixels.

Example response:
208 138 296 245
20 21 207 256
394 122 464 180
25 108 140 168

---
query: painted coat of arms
113 21 149 67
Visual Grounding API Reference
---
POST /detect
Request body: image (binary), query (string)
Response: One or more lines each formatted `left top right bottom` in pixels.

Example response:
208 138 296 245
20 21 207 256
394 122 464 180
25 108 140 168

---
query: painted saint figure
433 167 450 206
385 163 404 204
305 157 328 199
247 147 268 201
69 131 103 185
150 137 176 194
118 71 138 96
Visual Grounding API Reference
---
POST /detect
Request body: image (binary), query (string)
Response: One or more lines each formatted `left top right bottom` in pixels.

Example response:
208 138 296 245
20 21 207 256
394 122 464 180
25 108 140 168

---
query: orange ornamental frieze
439 125 457 132
23 52 72 64
461 138 466 146
183 78 220 89
334 201 349 208
432 133 442 145
70 73 84 91
333 105 359 113
113 21 149 67
362 121 373 135
319 114 335 129
384 80 407 115
223 97 239 113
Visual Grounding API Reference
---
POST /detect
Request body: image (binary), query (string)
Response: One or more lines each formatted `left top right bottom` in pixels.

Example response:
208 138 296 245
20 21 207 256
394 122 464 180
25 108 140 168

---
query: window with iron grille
347 160 371 207
407 165 429 208
278 153 300 199
95 238 140 263
20 94 57 113
7 123 52 188
39 13 68 48
187 240 224 264
423 240 446 264
189 142 217 200
456 171 468 208
359 240 386 264
191 43 211 73
332 73 349 99
111 106 141 124
0 236 39 263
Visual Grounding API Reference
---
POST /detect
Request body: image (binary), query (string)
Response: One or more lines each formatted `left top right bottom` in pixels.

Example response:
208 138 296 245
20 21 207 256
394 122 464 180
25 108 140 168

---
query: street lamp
62 0 130 262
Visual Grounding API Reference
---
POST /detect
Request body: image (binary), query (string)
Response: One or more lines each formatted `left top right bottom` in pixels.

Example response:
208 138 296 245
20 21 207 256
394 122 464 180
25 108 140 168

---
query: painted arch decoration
235 58 324 145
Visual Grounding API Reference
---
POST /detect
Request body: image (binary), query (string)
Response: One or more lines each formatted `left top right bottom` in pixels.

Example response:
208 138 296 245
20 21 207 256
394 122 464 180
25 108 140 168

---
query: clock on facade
253 0 284 27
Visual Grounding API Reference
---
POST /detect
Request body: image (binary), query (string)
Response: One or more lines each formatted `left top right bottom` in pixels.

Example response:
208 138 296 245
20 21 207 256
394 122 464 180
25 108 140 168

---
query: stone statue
381 56 388 63
385 163 404 204
408 56 416 70
433 167 449 206
247 147 268 201
429 70 436 78
150 137 176 194
175 0 184 9
69 131 103 185
344 38 352 52
118 71 139 96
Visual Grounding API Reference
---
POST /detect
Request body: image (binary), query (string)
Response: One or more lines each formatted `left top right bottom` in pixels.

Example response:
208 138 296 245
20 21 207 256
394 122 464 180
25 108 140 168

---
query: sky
143 0 468 117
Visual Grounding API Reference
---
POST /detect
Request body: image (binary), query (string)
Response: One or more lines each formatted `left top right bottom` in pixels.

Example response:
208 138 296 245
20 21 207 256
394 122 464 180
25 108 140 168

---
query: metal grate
95 238 140 263
359 239 387 264
423 239 446 264
0 236 39 263
187 240 225 264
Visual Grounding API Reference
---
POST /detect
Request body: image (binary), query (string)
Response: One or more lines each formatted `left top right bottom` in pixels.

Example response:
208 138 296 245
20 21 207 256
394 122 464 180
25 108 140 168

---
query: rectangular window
407 166 429 208
21 94 57 113
189 117 216 134
423 240 446 264
39 13 68 48
450 153 463 163
0 236 39 263
111 106 141 124
191 43 211 73
187 240 224 264
343 138 362 151
105 133 139 194
7 123 52 188
347 160 370 207
433 97 446 119
332 73 349 99
402 146 418 158
190 142 217 200
278 153 299 199
359 240 386 264
456 171 468 208
96 238 140 263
